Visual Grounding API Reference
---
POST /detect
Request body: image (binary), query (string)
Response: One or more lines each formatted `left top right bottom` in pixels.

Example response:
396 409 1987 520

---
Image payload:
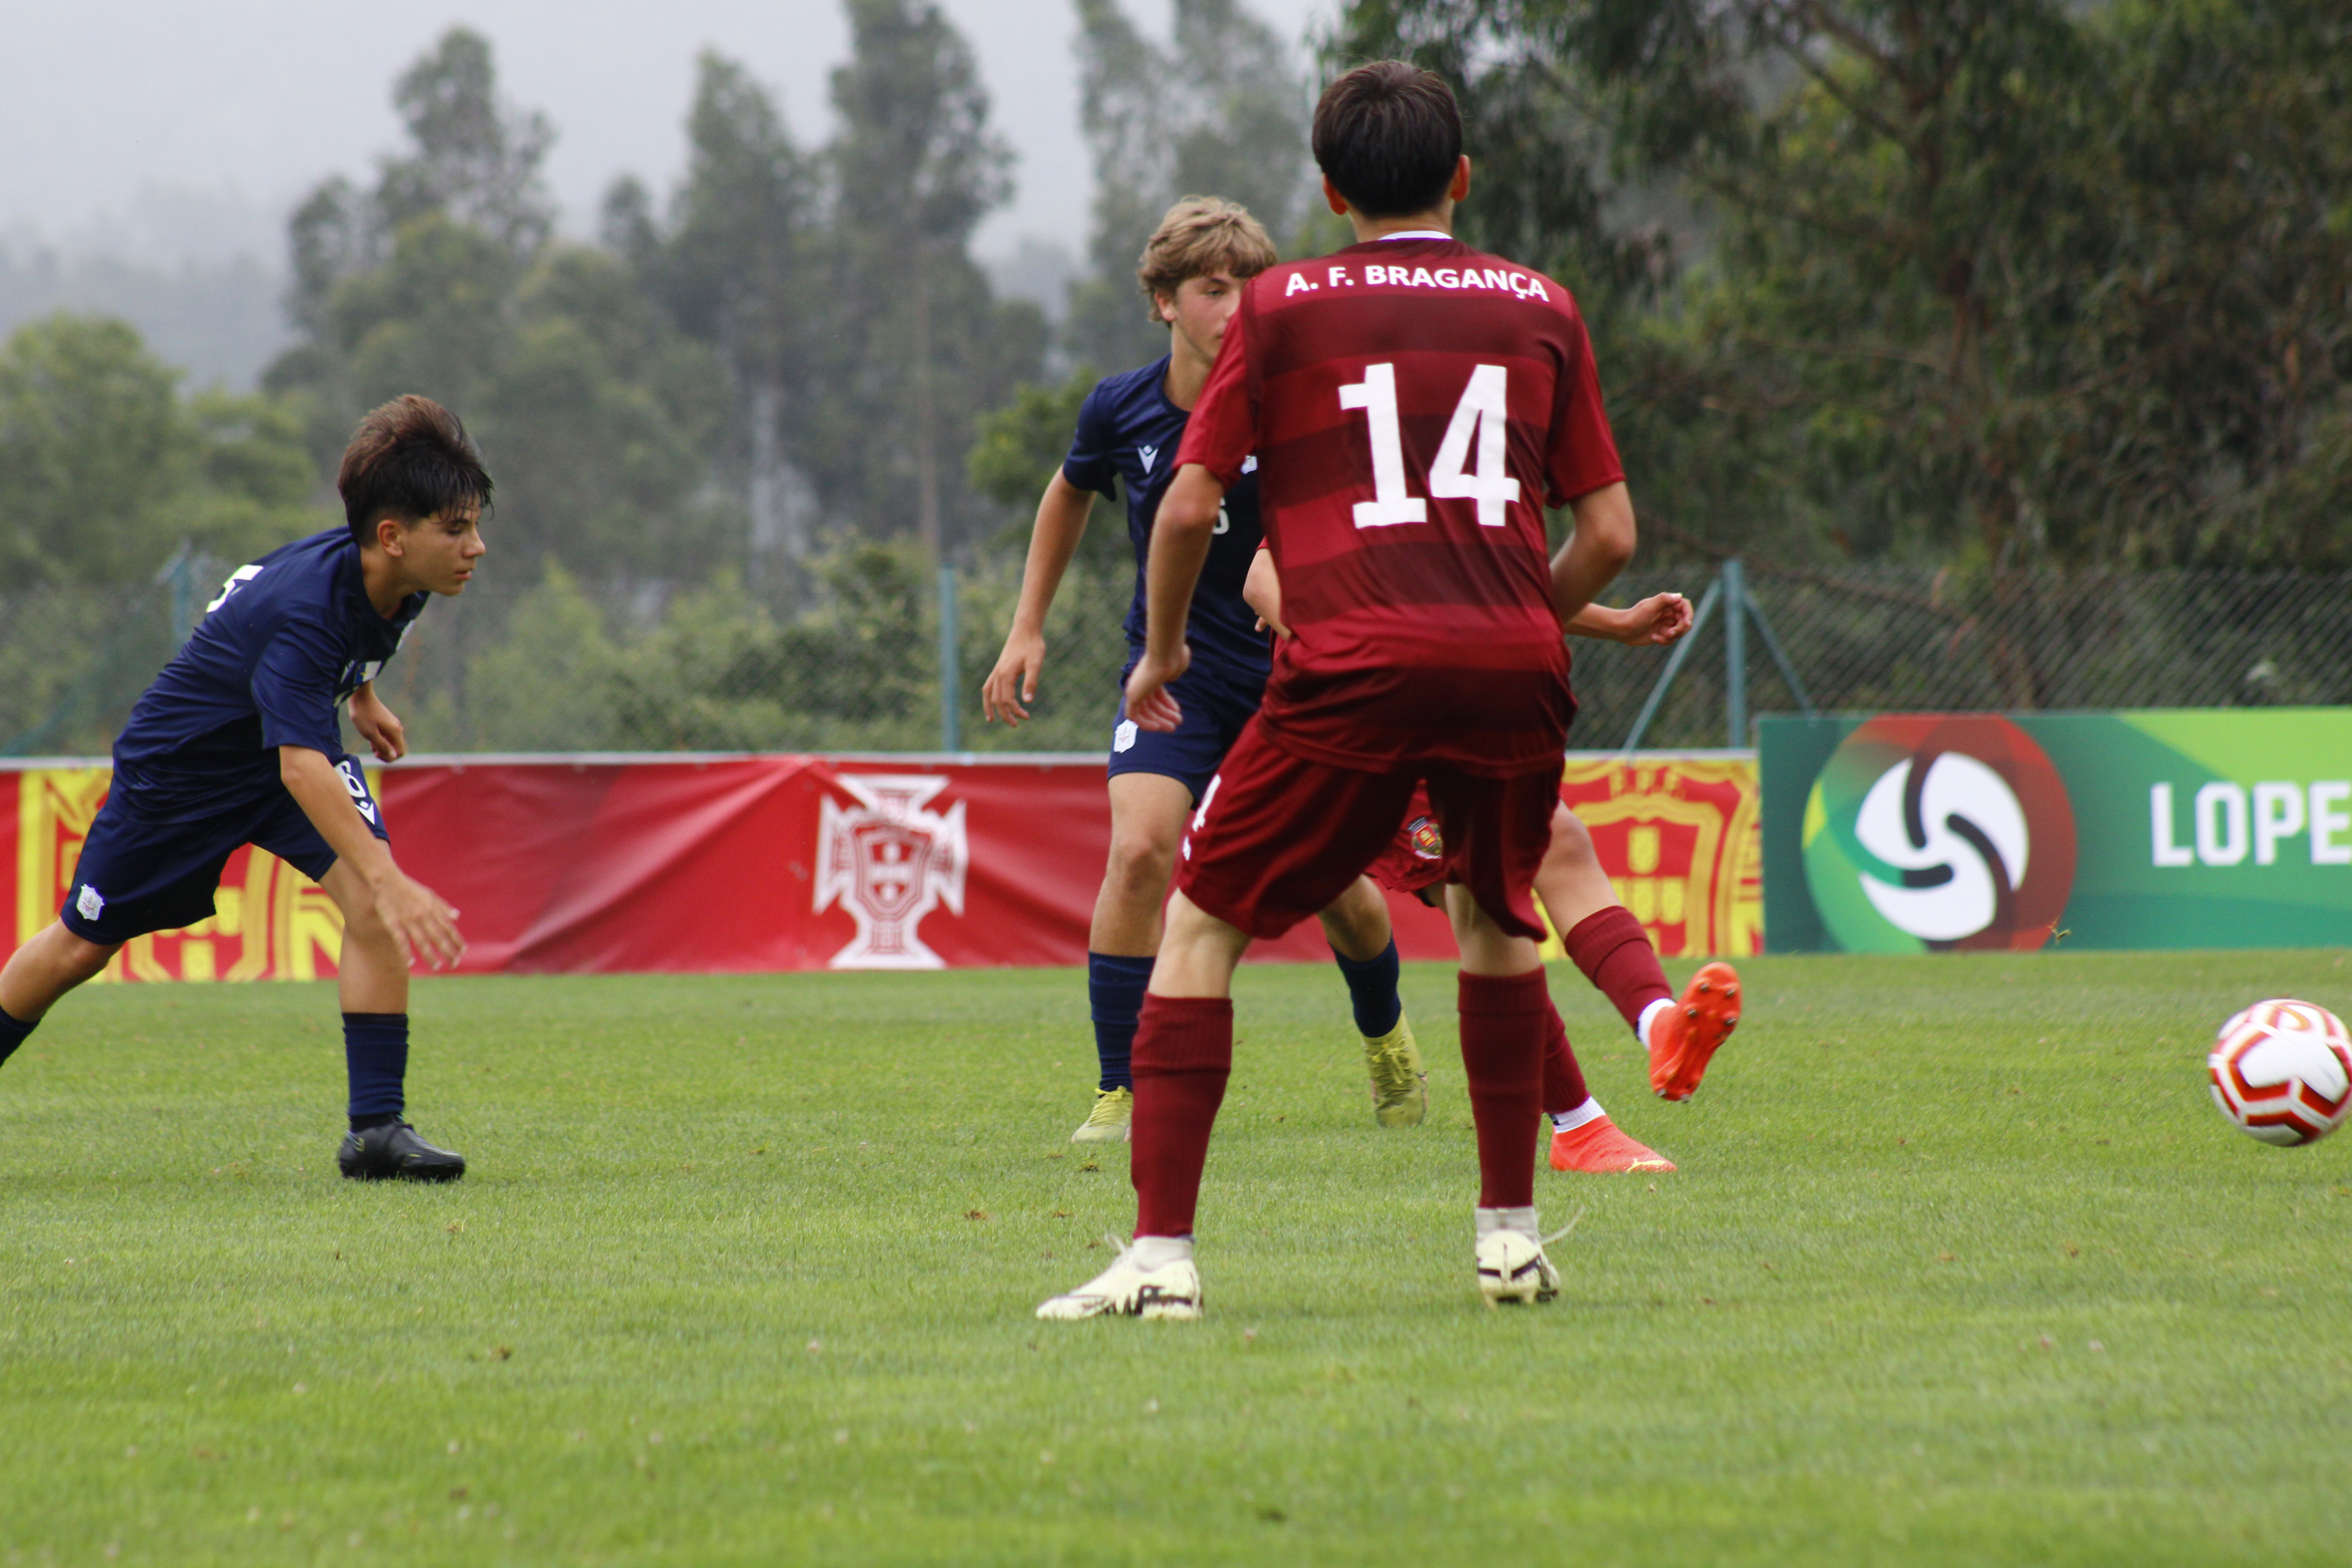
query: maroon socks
1540 996 1589 1116
1129 994 1234 1238
1563 907 1674 1037
1457 969 1550 1210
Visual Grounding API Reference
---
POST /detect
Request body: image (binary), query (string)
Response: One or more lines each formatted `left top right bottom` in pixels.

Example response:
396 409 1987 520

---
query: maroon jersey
1174 235 1624 776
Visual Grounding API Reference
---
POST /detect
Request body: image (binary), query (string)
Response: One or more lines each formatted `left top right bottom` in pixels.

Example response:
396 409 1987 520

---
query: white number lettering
1336 363 1427 527
1337 363 1520 530
336 761 380 825
206 564 263 612
1427 364 1521 527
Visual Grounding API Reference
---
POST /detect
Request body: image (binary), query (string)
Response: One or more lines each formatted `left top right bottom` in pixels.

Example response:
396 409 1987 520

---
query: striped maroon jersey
1174 236 1624 777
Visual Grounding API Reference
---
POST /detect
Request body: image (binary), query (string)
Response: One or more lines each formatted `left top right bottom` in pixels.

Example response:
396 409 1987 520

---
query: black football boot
336 1120 467 1182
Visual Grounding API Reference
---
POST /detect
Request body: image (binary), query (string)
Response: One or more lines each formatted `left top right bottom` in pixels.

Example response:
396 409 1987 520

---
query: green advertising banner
1760 710 2352 953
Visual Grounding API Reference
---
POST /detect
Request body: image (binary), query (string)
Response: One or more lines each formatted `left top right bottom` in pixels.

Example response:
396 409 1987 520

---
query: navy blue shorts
1107 655 1267 804
60 757 388 945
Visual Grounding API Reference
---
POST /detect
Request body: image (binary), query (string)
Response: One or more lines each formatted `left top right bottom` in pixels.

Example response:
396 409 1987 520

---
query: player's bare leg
1079 779 1412 1140
1530 803 1741 1104
1038 892 1249 1320
1442 893 1563 1305
1504 807 1676 1171
1532 804 1619 931
1091 773 1191 954
0 924 122 1077
1318 875 1425 1127
1071 773 1193 1141
320 861 463 1181
0 924 121 1023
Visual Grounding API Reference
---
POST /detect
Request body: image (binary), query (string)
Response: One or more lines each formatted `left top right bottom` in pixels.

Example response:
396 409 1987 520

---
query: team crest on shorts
815 774 967 969
1406 815 1444 862
76 883 105 921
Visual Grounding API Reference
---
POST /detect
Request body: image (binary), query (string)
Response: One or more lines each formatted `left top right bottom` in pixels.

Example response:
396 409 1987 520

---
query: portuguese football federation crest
815 773 968 969
1802 715 2077 953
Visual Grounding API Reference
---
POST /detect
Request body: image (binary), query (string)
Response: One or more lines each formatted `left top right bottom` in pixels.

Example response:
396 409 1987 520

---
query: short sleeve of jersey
1544 302 1626 506
1061 383 1121 498
251 617 347 754
1173 292 1258 486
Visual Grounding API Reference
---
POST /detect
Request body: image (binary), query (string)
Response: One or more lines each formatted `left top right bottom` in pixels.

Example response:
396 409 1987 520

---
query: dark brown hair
1311 62 1463 220
336 394 493 546
1136 197 1279 321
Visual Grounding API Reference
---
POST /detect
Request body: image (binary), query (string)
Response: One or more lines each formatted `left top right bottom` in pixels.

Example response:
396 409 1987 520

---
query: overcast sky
0 0 1333 266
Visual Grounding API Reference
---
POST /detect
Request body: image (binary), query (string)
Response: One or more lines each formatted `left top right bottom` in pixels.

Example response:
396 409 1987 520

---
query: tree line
3 0 2345 608
1331 0 2352 573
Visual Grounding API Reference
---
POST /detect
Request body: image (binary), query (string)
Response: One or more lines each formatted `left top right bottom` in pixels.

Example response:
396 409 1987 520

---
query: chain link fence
6 546 2348 760
0 546 214 759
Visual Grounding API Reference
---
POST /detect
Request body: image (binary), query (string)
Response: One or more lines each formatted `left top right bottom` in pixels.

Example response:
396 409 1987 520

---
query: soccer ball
2207 999 2352 1147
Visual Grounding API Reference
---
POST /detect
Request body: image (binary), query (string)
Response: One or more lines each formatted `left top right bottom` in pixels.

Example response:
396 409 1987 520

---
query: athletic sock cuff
1456 968 1549 1016
1564 906 1666 975
0 1004 35 1066
1132 995 1234 1075
1329 938 1398 976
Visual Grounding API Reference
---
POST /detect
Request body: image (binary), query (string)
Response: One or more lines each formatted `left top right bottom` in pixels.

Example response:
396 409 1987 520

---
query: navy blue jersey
1062 356 1270 681
111 529 426 820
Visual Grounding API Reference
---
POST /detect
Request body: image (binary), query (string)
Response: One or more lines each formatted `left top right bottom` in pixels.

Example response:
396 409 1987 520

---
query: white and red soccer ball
2208 999 2352 1147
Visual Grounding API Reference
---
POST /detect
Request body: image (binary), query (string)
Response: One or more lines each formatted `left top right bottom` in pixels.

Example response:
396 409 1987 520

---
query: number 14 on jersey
1338 362 1521 530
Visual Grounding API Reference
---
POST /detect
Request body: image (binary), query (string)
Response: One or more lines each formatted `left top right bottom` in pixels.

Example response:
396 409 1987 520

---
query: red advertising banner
2 754 1758 980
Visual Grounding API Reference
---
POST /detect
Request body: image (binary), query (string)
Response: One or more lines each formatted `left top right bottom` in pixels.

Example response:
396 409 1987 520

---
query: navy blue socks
1087 952 1155 1093
343 1012 409 1130
0 1005 34 1069
1331 939 1404 1039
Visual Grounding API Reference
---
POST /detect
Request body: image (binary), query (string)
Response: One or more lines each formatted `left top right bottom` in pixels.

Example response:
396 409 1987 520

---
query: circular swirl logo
1802 716 2076 953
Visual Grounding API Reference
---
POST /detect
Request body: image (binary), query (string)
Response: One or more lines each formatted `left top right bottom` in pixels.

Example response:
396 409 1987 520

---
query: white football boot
1474 1205 1578 1307
1036 1235 1202 1321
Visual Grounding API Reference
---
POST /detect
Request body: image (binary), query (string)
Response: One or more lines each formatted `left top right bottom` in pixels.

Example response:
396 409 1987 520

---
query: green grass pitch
2 951 2348 1566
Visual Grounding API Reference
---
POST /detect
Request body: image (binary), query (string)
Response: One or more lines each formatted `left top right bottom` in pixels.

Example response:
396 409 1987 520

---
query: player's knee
1319 879 1388 948
1104 828 1179 898
331 879 392 942
1544 806 1597 876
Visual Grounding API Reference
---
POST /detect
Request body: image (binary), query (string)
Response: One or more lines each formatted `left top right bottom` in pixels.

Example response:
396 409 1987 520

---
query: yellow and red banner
2 753 1757 980
1555 755 1764 961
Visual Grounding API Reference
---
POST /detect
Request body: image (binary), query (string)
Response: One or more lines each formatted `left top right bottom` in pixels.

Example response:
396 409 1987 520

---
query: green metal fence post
938 561 962 753
1724 556 1748 747
1741 576 1817 717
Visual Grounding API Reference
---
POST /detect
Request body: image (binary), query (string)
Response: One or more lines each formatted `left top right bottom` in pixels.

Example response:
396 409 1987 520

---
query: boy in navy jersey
982 198 1424 1143
0 395 485 1181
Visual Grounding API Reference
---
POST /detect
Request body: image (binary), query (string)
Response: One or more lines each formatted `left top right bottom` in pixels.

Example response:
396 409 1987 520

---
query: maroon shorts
1175 718 1562 942
1367 784 1448 899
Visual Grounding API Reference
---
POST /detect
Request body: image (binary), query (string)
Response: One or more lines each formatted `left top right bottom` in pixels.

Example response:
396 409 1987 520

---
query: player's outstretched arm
279 746 463 970
1565 592 1691 646
1125 463 1221 731
347 682 408 761
981 472 1096 727
1550 481 1638 624
1242 544 1289 638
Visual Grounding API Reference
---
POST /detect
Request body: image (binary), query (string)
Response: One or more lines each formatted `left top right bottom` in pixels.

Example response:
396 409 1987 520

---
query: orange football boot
1649 961 1742 1101
1548 1115 1675 1173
